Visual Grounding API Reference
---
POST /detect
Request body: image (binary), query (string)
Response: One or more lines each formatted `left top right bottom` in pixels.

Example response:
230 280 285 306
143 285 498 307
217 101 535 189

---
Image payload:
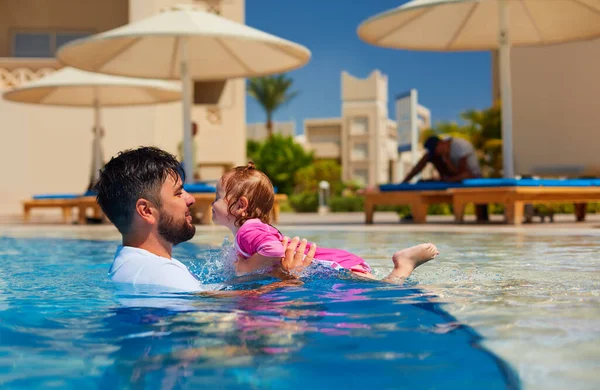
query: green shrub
246 139 261 162
250 135 313 196
289 192 318 212
377 204 411 215
294 160 343 195
534 202 599 214
329 195 364 212
278 199 293 213
427 203 452 215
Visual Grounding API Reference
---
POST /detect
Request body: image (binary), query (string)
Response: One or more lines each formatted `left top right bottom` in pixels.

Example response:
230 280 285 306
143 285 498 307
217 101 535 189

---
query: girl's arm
237 237 316 280
235 252 281 275
203 237 317 297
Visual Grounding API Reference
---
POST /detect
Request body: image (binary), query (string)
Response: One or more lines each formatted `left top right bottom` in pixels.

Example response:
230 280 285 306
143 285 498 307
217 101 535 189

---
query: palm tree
247 74 298 138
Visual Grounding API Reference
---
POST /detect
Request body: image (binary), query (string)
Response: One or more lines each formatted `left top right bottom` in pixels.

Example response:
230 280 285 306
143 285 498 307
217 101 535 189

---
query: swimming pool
1 227 598 389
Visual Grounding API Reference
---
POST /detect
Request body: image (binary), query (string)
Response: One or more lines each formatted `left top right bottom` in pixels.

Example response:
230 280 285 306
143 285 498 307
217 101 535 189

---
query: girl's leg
348 243 438 284
381 243 439 284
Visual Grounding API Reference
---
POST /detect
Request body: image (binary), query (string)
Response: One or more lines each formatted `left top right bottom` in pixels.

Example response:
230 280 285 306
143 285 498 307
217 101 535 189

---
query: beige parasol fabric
56 7 311 182
56 8 311 80
358 0 600 178
3 67 181 180
358 0 600 51
3 67 181 106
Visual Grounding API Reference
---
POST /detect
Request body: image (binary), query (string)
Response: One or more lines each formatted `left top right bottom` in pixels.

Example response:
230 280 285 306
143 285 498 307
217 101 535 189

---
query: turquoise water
0 234 519 389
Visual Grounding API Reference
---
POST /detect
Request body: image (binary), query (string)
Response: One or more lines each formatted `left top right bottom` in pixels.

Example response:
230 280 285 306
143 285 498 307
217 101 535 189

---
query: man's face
434 141 450 157
156 174 196 245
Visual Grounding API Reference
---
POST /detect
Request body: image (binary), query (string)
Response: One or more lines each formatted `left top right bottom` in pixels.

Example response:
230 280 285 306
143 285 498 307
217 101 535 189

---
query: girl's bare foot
383 243 439 283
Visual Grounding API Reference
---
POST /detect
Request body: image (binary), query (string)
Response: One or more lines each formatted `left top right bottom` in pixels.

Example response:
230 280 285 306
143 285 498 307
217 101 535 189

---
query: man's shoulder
109 246 209 291
114 246 169 265
451 137 471 146
451 137 474 152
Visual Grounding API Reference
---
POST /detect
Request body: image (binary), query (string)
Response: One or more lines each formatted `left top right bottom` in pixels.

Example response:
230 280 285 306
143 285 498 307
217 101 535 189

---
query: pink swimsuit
234 219 371 274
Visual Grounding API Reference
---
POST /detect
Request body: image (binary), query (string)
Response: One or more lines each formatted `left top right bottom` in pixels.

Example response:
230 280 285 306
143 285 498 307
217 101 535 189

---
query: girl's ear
237 196 249 215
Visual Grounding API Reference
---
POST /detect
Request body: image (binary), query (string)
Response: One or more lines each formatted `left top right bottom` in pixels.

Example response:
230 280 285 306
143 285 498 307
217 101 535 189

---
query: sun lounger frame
449 186 600 225
364 190 453 224
22 198 79 223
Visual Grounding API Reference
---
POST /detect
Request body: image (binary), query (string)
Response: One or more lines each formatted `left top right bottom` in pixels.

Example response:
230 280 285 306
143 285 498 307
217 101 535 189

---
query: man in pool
94 146 314 293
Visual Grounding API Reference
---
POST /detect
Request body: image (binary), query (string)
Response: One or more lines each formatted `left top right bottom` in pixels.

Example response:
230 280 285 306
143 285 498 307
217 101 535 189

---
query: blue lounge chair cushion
462 178 598 187
379 178 599 192
183 183 216 193
33 194 80 200
379 182 463 192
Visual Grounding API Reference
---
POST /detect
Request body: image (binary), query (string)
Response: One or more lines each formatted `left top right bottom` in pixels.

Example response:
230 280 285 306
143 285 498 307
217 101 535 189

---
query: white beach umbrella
358 0 600 178
56 7 311 182
2 67 181 181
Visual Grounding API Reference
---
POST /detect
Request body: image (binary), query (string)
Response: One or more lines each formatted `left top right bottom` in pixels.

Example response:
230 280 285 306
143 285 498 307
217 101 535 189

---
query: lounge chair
23 194 80 223
365 182 461 224
76 192 105 225
184 183 287 224
450 178 600 225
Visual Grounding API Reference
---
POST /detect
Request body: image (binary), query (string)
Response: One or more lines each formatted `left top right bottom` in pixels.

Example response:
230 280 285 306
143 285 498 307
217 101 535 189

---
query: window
13 33 52 57
55 33 90 50
12 31 91 58
350 117 368 135
352 143 369 160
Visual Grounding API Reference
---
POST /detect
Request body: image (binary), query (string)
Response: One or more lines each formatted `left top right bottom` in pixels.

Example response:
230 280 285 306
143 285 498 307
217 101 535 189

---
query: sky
245 0 493 134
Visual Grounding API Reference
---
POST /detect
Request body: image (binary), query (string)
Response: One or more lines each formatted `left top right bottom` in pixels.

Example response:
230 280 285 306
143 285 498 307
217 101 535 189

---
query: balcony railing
0 58 60 90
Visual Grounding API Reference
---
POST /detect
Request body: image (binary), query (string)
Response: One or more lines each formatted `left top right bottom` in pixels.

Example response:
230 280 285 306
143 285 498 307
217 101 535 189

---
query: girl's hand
279 236 316 278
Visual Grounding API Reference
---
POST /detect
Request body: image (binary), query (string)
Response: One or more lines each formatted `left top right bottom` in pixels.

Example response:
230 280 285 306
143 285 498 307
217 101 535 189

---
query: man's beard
157 210 196 245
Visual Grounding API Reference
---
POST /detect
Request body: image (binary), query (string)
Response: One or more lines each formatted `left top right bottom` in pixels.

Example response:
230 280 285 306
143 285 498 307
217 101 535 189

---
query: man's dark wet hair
94 146 185 234
424 136 441 157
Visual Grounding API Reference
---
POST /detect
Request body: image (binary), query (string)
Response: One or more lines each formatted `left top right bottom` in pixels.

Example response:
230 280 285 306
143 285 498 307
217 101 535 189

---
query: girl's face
212 181 237 229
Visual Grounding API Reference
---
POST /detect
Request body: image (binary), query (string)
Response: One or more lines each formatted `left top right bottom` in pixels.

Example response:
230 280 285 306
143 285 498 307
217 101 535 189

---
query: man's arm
402 154 430 183
442 156 477 182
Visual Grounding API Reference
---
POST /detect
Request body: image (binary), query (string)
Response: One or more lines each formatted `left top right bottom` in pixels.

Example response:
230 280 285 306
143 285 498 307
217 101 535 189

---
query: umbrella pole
180 37 194 184
93 97 102 182
499 0 514 178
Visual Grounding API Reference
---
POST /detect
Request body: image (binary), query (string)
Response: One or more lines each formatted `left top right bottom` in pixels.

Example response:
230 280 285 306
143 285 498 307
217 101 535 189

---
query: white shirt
109 246 223 292
449 137 482 177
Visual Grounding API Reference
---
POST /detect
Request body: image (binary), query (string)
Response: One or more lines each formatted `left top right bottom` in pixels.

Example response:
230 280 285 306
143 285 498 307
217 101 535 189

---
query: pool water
1 228 598 389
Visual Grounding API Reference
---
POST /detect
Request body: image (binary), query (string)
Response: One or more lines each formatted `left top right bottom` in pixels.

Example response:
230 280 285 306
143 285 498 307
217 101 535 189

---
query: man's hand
277 236 316 279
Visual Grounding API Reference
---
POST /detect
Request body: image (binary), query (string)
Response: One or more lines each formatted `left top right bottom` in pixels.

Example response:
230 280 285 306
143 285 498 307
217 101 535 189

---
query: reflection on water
1 230 598 389
96 281 517 390
265 230 599 390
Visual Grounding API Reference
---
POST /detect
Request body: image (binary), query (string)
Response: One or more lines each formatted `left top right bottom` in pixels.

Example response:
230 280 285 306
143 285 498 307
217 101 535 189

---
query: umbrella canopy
3 66 181 106
56 7 311 182
56 8 311 80
3 67 181 181
358 0 600 178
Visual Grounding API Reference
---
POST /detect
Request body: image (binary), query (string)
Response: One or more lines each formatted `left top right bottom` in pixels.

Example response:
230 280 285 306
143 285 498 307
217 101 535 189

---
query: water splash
188 236 237 283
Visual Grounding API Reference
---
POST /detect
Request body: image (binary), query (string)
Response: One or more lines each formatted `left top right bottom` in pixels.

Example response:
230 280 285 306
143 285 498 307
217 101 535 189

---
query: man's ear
237 196 249 215
135 198 158 225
